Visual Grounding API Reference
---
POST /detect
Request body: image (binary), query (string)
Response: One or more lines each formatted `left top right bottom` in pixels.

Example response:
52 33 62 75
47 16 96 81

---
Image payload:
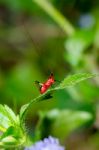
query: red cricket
35 73 55 94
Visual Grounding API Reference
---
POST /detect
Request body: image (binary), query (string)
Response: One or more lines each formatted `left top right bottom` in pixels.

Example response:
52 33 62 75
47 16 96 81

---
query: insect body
35 73 55 94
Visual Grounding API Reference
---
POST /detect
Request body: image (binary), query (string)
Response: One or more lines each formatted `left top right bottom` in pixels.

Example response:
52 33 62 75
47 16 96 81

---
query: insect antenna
34 80 43 91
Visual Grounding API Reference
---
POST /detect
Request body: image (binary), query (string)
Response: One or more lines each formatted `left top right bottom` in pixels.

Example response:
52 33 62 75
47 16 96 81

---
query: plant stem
33 0 75 36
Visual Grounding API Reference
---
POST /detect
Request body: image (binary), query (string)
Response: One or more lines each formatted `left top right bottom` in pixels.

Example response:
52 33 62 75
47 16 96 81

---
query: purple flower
25 136 65 150
78 13 95 29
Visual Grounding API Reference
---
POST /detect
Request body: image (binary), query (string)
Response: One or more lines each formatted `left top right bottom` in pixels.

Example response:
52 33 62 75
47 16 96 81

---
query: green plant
0 73 96 149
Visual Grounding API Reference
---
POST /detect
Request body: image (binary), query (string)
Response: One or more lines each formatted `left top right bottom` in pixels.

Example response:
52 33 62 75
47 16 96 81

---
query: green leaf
0 126 17 140
20 73 96 131
0 126 25 148
37 109 93 139
0 105 17 131
0 105 11 131
0 136 17 145
65 29 95 66
59 73 96 89
0 136 22 149
4 105 17 124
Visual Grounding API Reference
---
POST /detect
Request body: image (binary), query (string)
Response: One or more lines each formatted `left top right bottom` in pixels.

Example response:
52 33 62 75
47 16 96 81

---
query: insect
35 73 55 94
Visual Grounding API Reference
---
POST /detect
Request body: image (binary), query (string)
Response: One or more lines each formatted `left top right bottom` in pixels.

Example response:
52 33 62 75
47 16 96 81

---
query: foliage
0 73 96 148
0 0 99 149
36 109 93 140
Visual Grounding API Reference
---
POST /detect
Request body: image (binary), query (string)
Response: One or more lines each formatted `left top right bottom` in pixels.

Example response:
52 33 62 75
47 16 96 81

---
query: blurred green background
0 0 99 149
